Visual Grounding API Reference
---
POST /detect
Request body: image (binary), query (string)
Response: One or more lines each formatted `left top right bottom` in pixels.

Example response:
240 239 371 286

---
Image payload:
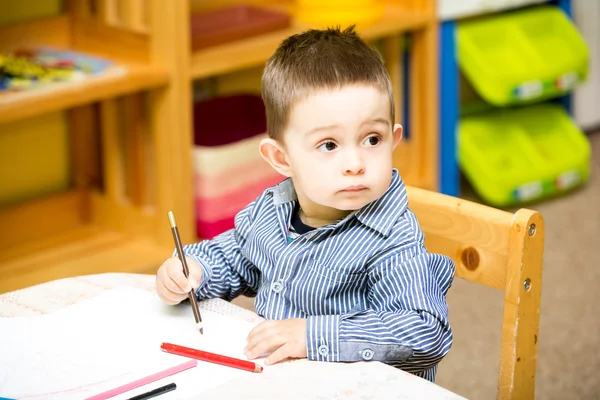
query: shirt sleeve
179 200 261 302
305 243 454 375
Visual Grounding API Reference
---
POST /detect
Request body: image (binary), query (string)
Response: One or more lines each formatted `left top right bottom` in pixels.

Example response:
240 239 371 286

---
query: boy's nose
343 149 365 175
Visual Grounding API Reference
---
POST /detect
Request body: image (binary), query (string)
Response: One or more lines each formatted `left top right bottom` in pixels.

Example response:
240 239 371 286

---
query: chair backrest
406 186 544 400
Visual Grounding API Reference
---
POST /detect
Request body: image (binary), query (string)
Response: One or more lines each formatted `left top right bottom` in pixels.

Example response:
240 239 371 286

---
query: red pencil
160 342 263 373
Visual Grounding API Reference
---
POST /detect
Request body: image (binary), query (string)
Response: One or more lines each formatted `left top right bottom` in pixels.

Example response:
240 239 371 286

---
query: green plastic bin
458 5 589 106
459 104 591 207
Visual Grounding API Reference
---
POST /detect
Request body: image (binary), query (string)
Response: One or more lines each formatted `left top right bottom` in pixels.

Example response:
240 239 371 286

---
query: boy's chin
328 197 373 212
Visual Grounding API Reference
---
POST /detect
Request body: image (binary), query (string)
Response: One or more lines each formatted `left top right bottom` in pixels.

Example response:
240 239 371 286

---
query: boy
156 26 454 382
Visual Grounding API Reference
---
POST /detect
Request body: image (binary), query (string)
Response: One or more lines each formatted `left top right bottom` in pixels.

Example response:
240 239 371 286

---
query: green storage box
458 5 589 106
459 104 590 207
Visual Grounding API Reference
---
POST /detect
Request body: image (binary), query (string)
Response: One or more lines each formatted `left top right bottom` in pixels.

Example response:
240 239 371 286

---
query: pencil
161 342 263 373
125 383 176 400
85 360 196 400
168 210 204 335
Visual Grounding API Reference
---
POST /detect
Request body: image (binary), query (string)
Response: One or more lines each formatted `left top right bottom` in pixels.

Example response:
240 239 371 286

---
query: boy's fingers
156 278 184 305
246 338 281 360
245 329 284 359
161 271 188 295
265 343 291 365
247 320 276 338
185 257 203 288
166 258 192 293
245 321 276 351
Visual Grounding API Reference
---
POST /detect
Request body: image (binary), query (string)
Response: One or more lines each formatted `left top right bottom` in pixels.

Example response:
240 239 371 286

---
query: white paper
0 288 264 400
195 360 468 400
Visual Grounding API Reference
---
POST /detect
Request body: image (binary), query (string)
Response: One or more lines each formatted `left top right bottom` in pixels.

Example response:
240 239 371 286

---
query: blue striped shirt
184 169 454 381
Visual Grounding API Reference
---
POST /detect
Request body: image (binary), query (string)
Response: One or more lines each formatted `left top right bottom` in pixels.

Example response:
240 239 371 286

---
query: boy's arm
305 244 454 374
181 201 260 301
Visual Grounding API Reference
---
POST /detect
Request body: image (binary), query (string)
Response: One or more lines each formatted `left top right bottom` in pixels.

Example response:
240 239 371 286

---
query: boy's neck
296 196 352 228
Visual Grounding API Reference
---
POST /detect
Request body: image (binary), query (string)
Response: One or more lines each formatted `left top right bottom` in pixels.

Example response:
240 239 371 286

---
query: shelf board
0 189 88 249
190 4 431 79
0 225 170 294
0 63 168 125
0 14 167 124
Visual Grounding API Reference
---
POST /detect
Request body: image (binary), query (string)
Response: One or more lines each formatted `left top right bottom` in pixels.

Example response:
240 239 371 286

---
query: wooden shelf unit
190 4 430 79
190 0 439 191
0 224 170 294
0 0 439 293
0 63 168 125
0 1 194 293
0 14 170 125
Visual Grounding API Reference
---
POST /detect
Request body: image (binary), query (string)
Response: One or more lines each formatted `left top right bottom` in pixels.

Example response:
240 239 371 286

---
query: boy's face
275 84 402 212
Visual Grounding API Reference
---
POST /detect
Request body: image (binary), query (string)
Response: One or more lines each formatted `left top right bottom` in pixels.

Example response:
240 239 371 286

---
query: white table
0 273 466 399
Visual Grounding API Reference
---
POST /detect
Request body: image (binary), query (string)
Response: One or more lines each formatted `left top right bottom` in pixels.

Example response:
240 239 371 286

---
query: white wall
438 0 546 20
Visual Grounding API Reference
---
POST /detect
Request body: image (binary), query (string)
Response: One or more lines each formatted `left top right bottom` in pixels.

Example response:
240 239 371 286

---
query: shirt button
318 344 329 357
361 348 374 361
270 281 283 293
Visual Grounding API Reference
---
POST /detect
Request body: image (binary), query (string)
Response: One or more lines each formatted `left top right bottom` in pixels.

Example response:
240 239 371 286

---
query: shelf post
148 0 195 246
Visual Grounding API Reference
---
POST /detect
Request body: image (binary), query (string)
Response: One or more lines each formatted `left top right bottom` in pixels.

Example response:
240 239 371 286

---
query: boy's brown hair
262 26 394 141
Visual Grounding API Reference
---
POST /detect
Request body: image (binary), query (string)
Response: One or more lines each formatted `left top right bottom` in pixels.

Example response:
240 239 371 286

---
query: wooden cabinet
0 0 438 293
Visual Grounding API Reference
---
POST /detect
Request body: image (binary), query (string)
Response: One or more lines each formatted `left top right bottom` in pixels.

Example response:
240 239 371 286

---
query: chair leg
498 209 545 400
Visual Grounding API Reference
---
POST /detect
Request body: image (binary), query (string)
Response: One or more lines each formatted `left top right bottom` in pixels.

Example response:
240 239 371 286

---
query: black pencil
168 210 204 334
126 382 176 400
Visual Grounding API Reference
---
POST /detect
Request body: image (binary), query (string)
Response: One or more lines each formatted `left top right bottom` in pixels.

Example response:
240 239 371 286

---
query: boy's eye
364 135 381 146
317 141 337 152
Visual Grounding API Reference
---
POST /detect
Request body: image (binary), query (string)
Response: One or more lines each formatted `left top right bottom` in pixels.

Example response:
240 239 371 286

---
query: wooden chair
406 186 545 400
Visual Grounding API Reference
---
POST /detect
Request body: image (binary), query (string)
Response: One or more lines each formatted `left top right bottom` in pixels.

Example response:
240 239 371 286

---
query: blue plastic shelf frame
438 0 573 196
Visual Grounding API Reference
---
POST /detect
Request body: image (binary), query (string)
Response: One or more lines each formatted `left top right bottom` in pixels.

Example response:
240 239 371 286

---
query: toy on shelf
292 0 384 26
459 103 590 207
457 5 588 106
0 47 112 93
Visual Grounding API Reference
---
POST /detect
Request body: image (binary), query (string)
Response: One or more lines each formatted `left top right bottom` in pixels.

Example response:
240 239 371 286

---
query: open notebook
0 288 264 399
0 288 467 400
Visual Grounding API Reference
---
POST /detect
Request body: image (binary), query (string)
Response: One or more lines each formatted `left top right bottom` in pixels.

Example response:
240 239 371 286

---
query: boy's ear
392 124 403 149
259 138 293 177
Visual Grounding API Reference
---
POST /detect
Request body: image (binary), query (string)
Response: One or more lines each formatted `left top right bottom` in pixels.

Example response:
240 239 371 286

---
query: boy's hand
244 319 307 365
156 256 203 305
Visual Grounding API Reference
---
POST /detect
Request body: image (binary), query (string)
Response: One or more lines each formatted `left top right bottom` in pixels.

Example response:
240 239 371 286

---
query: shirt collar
352 169 407 237
271 169 407 237
272 178 297 205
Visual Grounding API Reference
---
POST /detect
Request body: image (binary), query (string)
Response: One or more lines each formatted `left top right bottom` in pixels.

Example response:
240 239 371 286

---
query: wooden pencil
168 210 204 334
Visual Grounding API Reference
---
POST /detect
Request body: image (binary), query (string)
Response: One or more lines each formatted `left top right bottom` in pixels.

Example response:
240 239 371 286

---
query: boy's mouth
341 185 367 192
